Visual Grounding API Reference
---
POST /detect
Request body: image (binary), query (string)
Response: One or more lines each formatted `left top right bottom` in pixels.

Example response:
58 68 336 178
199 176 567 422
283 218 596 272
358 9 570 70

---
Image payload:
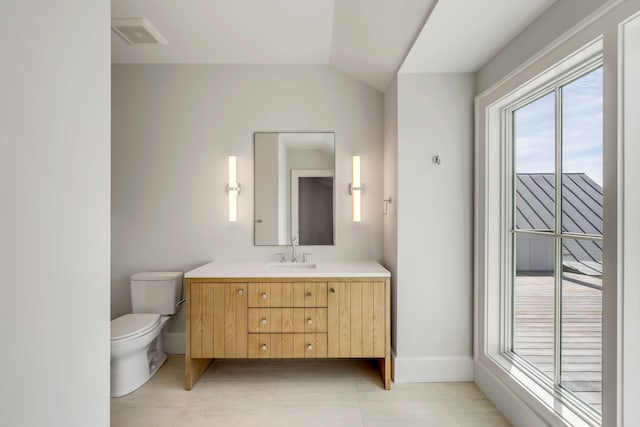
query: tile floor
111 356 512 427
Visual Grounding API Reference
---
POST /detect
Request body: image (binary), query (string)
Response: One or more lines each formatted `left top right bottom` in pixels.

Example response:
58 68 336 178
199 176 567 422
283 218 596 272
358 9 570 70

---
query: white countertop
184 260 390 278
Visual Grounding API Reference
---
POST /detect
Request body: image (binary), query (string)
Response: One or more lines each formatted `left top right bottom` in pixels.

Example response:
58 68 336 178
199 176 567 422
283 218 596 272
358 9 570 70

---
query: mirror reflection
254 132 335 246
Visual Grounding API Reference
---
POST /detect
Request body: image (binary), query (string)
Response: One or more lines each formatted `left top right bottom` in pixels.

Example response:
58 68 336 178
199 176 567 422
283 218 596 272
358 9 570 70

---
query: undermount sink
267 262 317 269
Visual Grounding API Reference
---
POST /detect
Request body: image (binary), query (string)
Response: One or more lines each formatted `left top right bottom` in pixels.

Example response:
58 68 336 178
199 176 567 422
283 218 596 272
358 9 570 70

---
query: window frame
474 37 606 427
475 4 640 426
502 57 604 424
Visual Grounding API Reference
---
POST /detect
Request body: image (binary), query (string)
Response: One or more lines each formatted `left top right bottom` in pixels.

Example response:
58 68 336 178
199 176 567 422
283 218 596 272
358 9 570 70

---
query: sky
515 67 603 186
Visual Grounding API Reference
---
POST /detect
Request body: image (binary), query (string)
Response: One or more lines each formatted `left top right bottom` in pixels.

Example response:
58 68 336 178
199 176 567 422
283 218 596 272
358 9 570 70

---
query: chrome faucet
290 235 299 263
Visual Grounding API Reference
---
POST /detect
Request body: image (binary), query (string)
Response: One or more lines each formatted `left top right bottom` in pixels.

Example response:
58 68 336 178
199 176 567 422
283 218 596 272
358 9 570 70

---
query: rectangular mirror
254 132 335 246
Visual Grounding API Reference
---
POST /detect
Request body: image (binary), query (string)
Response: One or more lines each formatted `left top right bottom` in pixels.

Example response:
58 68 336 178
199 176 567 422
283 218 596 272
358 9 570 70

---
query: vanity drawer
248 282 327 308
248 333 328 358
248 308 327 333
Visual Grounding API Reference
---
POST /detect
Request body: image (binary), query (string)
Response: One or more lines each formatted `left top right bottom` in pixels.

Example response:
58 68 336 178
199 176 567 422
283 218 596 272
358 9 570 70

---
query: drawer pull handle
261 318 267 325
307 318 313 325
261 344 268 351
306 292 312 298
330 288 336 293
238 289 244 295
307 344 313 351
261 293 268 299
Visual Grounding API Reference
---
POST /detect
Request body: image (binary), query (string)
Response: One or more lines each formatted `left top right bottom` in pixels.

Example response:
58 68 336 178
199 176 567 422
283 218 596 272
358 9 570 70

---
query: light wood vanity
184 261 391 390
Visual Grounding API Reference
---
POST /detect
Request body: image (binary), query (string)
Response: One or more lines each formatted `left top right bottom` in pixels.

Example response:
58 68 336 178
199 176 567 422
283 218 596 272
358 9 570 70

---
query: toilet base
111 349 167 398
149 352 168 380
111 319 169 398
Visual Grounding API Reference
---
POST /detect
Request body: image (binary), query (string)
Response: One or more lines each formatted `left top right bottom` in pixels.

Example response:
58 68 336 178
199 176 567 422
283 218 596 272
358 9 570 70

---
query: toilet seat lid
111 314 161 341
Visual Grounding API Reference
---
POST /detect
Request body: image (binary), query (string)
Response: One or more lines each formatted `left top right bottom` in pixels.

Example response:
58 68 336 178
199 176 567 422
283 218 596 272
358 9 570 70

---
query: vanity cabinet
185 277 390 390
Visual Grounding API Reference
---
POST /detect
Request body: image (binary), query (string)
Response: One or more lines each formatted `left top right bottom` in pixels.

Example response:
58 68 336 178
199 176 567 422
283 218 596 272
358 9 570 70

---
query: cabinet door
327 281 386 358
190 282 247 358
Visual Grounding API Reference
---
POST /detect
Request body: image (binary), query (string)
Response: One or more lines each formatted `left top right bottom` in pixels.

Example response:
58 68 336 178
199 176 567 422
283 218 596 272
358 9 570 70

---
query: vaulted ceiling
400 0 556 73
112 0 556 92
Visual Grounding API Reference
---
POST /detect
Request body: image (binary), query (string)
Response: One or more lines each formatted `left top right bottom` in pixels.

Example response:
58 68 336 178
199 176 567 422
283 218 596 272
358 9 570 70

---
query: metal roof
516 173 603 276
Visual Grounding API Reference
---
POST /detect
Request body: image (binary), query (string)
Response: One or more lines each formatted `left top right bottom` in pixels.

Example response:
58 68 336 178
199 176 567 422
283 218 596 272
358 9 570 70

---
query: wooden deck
514 273 602 413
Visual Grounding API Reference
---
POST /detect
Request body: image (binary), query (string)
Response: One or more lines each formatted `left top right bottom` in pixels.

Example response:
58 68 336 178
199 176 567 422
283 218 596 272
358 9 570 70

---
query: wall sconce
349 155 362 222
227 155 240 222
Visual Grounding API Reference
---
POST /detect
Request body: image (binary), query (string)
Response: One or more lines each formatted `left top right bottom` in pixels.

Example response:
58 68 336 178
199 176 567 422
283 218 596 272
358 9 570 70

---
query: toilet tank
130 272 183 315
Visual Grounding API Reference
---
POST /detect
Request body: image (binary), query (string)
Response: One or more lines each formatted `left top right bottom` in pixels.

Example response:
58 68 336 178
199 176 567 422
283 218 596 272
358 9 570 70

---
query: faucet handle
302 252 312 263
275 252 286 263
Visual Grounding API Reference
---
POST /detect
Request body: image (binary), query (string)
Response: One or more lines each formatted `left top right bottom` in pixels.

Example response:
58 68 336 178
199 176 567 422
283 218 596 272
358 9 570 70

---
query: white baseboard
474 360 546 427
392 351 473 382
164 332 185 355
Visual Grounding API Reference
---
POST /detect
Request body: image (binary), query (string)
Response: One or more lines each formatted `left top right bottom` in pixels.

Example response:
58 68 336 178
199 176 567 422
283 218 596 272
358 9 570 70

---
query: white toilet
110 271 183 397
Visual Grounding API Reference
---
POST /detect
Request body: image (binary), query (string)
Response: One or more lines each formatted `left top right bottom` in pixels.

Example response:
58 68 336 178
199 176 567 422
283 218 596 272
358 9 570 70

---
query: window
509 65 603 414
476 6 640 426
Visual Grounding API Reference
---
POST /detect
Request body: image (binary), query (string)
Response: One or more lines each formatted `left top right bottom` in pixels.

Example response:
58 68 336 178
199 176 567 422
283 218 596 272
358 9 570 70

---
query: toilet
110 271 183 397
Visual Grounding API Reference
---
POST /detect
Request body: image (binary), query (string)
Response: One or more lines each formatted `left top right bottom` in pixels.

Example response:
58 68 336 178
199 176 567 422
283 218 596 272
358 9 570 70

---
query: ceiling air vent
112 18 168 45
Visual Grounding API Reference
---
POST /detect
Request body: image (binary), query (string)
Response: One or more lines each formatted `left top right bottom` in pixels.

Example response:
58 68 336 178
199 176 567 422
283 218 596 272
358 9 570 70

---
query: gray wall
476 0 610 94
0 1 111 425
394 73 475 381
111 64 384 344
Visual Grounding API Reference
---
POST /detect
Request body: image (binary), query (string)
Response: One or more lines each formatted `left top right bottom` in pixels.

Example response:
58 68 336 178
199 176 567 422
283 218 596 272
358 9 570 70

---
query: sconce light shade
351 155 361 222
228 155 239 222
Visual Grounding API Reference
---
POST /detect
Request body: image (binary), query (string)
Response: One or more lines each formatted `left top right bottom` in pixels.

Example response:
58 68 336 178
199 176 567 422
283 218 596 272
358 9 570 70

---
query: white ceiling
111 0 335 64
329 0 437 91
112 0 556 92
111 0 434 91
400 0 556 73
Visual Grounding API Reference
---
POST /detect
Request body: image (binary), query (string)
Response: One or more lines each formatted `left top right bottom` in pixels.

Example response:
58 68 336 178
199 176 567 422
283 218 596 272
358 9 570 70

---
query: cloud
515 68 603 185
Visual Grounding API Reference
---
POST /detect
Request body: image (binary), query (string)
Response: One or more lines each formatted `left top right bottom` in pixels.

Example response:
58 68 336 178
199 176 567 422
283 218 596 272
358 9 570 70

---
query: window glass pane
561 238 602 413
513 233 555 379
561 68 603 235
514 92 556 232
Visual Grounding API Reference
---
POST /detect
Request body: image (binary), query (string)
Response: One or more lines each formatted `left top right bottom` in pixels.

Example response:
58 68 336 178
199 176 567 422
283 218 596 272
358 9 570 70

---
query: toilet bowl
110 314 170 397
110 271 183 397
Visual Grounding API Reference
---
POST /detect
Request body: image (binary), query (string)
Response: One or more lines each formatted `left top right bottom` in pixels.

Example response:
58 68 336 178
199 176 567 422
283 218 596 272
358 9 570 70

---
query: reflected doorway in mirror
291 169 334 245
